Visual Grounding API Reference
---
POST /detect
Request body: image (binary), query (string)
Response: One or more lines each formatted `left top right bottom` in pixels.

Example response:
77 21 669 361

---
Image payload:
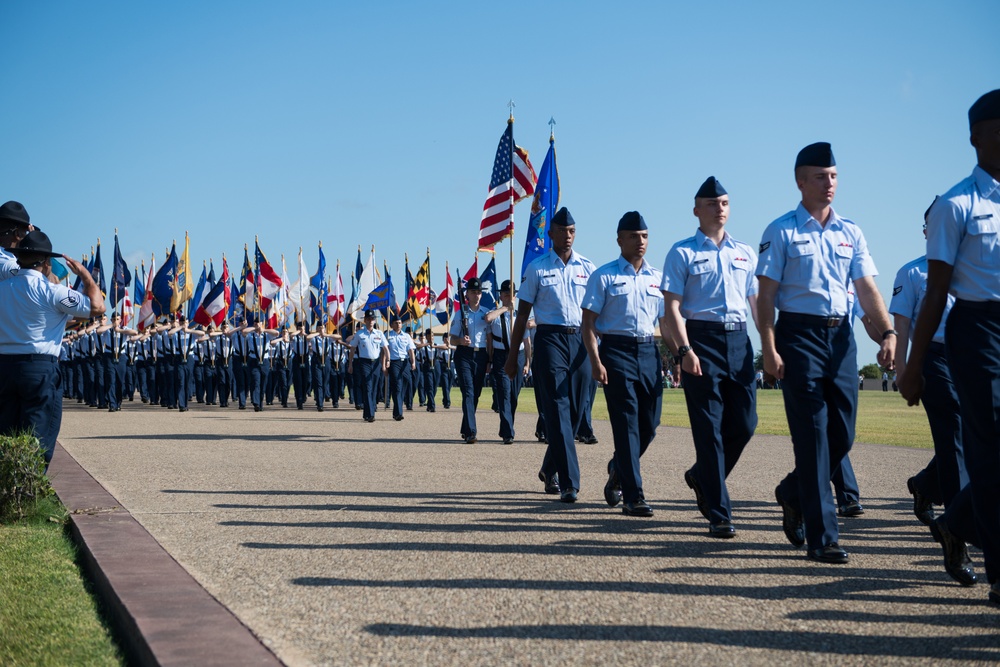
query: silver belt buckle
826 317 841 327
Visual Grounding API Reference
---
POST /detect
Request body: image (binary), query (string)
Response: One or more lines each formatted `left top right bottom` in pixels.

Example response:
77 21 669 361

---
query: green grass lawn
491 385 932 449
0 497 123 667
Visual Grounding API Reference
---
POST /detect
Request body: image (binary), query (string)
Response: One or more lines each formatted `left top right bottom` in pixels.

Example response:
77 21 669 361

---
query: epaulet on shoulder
900 256 925 272
672 235 697 250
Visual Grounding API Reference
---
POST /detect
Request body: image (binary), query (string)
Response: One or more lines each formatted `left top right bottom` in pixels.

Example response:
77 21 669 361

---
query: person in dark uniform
310 322 332 411
330 339 347 408
506 207 596 502
582 211 664 516
197 330 217 405
230 319 250 409
268 327 291 408
486 280 530 444
660 177 759 537
386 318 416 421
348 310 388 422
450 277 490 443
210 322 234 408
899 90 1000 605
0 230 104 468
435 333 452 409
98 312 136 412
756 142 895 564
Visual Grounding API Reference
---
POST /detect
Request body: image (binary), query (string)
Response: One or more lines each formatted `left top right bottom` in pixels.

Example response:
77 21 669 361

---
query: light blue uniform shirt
351 327 388 360
100 329 129 356
660 229 757 322
926 166 1000 302
0 270 92 356
889 256 953 344
387 330 416 361
488 309 526 351
583 256 664 336
449 305 490 348
519 249 597 327
0 247 18 281
245 332 270 360
756 203 878 316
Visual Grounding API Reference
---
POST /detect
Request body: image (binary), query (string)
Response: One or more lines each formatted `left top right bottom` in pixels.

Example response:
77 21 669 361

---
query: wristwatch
673 345 693 366
881 329 898 340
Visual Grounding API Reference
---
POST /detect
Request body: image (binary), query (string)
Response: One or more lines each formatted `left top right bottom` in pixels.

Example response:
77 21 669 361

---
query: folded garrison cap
617 211 647 232
795 142 836 169
551 207 575 227
969 89 1000 129
695 177 727 199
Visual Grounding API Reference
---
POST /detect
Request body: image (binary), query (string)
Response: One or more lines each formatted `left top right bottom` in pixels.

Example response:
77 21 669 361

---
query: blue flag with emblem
521 134 558 280
92 241 107 298
228 278 241 323
134 264 145 305
479 257 498 310
310 245 326 319
111 233 131 306
363 275 395 312
151 244 178 317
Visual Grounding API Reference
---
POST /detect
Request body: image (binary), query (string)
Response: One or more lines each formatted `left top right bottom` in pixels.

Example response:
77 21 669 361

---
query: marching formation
1 89 998 610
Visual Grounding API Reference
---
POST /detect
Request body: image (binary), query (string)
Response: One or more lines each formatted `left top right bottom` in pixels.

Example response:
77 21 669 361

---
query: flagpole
506 107 515 300
426 248 431 335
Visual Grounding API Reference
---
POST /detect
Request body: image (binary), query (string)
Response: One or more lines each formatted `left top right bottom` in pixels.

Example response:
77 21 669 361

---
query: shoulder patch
759 242 770 253
892 286 903 296
60 294 80 308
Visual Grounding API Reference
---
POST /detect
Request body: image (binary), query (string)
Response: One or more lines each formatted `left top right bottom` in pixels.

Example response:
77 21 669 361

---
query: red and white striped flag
478 121 536 250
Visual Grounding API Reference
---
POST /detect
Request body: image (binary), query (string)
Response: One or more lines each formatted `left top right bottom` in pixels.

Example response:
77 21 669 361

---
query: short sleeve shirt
660 229 757 322
387 331 416 360
519 249 597 326
449 306 490 348
0 270 92 356
351 328 388 359
925 166 1000 301
582 256 664 337
756 203 878 316
889 256 953 344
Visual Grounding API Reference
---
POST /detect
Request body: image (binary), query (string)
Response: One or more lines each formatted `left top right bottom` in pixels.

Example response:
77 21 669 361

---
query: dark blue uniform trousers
311 359 330 409
176 356 195 409
602 339 662 503
491 348 522 440
436 359 452 408
775 316 857 551
232 357 249 408
389 360 409 418
910 342 967 507
355 358 380 420
216 359 232 407
941 301 1000 584
831 454 861 508
292 357 309 408
681 327 756 524
536 329 591 492
455 347 488 438
421 363 438 410
0 355 62 466
104 354 126 410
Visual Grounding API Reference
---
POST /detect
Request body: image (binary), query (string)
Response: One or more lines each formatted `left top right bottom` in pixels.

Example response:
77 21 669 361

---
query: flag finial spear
549 117 556 140
507 99 515 123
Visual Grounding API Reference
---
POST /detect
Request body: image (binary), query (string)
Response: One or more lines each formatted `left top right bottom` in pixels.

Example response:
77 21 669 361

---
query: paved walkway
54 397 999 666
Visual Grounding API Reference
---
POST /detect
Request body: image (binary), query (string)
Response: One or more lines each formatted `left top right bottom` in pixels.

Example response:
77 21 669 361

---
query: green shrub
0 432 54 523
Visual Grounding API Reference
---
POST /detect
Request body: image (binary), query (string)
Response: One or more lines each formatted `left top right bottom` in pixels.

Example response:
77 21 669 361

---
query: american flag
478 121 536 250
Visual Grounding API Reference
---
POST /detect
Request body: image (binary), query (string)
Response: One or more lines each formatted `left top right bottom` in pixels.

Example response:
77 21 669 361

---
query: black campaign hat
617 211 647 232
465 277 482 291
500 279 513 292
8 230 61 257
795 142 836 169
695 177 728 199
551 207 575 227
0 201 30 227
363 309 376 318
969 89 1000 129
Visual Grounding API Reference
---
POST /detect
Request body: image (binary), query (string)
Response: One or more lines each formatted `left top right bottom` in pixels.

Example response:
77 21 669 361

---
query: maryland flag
407 255 431 319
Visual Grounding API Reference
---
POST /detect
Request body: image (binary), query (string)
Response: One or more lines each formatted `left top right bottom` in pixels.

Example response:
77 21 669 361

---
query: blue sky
3 1 996 361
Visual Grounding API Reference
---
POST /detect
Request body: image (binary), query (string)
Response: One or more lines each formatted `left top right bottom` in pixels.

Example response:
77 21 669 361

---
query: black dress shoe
579 435 599 445
808 543 849 564
502 437 514 444
685 468 709 521
603 459 621 507
465 436 477 444
775 485 805 547
538 470 560 495
709 521 737 538
394 415 404 421
929 517 977 586
622 499 653 517
317 406 324 412
907 476 935 526
535 431 546 442
838 501 865 517
559 488 578 503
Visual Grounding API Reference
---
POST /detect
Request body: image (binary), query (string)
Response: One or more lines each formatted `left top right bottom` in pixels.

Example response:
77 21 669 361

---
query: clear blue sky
3 1 996 362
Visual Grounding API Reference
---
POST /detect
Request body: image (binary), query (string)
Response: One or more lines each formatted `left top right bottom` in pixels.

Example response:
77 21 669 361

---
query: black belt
601 334 656 345
0 353 57 362
955 299 1000 314
536 325 579 334
686 320 746 332
457 346 487 352
779 312 845 328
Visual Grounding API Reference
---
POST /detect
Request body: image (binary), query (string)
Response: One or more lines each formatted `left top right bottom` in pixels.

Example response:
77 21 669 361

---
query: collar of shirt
795 202 844 232
694 228 737 251
974 165 1000 199
615 254 656 276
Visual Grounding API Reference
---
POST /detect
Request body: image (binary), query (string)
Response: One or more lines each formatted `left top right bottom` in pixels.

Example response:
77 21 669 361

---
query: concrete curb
48 442 284 667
